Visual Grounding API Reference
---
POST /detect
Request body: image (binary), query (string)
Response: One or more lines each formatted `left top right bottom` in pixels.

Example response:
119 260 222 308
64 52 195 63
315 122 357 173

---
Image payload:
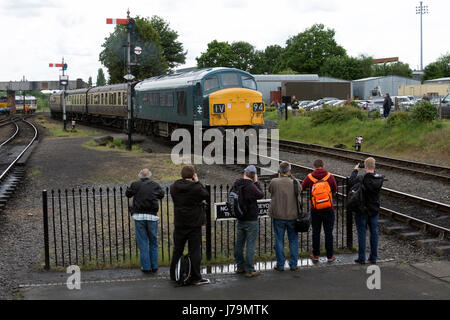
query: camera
358 162 365 169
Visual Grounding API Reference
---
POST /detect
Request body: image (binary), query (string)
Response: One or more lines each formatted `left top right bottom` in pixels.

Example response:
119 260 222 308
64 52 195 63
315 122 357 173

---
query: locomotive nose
208 88 264 127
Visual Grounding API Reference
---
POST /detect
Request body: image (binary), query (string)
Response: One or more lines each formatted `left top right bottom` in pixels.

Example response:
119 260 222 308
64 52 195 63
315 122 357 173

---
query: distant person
383 93 393 118
126 169 165 273
348 158 384 264
291 95 300 117
302 159 338 262
170 165 210 285
422 94 430 102
269 162 302 271
232 165 264 277
278 102 285 120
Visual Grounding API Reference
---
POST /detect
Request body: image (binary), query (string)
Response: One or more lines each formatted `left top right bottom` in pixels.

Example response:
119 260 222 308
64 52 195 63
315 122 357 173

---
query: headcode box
214 199 271 220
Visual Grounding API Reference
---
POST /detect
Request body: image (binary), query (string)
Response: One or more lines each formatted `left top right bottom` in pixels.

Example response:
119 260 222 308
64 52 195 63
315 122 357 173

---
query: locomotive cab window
204 76 219 92
241 75 257 90
221 72 239 88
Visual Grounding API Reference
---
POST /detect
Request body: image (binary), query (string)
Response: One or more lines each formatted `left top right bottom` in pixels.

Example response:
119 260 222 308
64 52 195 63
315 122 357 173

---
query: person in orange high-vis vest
302 159 338 262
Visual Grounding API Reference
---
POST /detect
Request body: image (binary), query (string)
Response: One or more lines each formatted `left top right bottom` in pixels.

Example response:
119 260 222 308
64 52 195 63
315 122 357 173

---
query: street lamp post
416 1 429 71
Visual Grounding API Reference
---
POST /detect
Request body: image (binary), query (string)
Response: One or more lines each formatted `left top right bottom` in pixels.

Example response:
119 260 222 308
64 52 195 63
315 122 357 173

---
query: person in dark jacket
126 168 165 273
169 165 210 285
348 157 384 264
302 159 338 262
383 93 393 118
233 165 264 277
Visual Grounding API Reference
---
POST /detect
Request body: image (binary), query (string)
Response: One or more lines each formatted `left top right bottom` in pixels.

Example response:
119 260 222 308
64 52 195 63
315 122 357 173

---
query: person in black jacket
126 168 165 273
169 165 210 285
348 157 384 264
232 165 265 277
383 93 393 118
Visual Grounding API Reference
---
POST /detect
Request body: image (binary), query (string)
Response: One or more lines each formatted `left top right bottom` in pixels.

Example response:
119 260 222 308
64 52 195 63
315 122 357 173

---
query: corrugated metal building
254 74 318 103
424 77 450 84
254 74 351 103
352 76 420 100
398 83 450 97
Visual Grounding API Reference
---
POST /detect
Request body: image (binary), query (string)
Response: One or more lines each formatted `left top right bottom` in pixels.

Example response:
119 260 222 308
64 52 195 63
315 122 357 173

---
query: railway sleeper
433 245 450 257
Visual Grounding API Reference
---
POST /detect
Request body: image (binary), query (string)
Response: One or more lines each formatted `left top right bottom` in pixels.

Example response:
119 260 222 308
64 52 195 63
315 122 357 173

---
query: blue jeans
134 220 158 270
273 219 298 268
234 220 259 272
311 210 335 258
354 214 379 262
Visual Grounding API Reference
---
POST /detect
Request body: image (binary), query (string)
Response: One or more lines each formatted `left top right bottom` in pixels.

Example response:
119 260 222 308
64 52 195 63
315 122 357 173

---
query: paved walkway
19 255 450 300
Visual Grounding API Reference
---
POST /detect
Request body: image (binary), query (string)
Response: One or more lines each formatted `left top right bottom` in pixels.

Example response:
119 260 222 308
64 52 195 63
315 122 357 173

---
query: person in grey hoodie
348 157 384 264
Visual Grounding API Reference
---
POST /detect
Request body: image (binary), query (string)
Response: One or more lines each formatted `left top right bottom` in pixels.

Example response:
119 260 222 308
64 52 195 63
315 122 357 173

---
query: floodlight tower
416 1 429 71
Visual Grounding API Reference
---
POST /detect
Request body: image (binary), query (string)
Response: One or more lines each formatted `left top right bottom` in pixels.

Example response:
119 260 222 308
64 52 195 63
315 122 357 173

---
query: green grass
264 109 450 165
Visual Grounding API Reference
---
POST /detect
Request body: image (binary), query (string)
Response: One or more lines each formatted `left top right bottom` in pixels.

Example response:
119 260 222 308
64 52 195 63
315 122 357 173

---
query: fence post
205 184 212 261
345 178 353 250
43 190 50 270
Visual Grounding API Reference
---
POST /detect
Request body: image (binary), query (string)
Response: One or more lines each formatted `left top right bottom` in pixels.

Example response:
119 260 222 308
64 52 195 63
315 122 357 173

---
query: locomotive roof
135 67 252 91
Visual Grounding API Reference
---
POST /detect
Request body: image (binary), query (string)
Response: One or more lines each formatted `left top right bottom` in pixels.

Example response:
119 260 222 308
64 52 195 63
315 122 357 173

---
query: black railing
42 181 352 270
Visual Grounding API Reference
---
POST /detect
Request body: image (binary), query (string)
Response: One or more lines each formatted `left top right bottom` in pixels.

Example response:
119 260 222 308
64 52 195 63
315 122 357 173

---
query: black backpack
293 178 310 233
175 254 192 286
226 184 246 219
347 177 367 215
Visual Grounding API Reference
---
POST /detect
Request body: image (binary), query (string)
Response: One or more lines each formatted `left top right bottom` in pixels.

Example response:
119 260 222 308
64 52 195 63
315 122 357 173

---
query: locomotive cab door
193 82 203 122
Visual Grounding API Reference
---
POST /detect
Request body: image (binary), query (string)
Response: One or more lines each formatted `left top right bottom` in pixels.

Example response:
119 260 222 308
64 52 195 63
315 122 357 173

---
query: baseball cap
244 165 257 175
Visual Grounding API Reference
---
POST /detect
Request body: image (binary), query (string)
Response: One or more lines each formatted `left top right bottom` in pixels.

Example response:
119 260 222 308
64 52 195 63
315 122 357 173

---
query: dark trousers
311 210 335 258
170 226 202 282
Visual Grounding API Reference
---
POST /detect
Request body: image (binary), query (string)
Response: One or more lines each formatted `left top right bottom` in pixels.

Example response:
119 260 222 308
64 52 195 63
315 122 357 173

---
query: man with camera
348 157 384 264
169 165 210 285
232 165 264 278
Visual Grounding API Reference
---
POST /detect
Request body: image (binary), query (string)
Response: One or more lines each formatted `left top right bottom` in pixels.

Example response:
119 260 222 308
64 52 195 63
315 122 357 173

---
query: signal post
107 10 135 150
49 59 68 130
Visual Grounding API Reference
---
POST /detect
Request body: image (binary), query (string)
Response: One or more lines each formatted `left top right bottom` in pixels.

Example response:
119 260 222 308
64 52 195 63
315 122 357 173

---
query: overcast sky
0 0 448 83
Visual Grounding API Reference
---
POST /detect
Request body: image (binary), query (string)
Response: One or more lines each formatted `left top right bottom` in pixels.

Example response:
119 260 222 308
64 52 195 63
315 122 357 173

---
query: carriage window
118 92 121 105
113 93 117 105
241 75 257 90
221 73 239 87
204 76 219 91
123 93 127 105
177 91 187 115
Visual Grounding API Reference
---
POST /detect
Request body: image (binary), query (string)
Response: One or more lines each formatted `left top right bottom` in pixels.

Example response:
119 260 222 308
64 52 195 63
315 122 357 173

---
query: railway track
0 118 38 213
276 139 450 182
222 150 450 256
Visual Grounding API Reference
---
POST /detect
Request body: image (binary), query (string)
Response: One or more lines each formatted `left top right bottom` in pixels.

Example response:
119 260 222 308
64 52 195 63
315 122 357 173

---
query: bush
386 111 411 126
368 109 381 119
310 105 366 126
411 100 438 122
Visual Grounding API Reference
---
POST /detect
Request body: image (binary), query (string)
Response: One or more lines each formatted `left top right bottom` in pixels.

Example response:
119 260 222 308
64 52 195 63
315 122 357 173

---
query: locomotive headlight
253 102 264 112
213 104 225 113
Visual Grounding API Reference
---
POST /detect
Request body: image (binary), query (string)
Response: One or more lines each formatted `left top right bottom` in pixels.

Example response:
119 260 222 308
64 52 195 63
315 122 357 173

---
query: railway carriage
15 96 37 113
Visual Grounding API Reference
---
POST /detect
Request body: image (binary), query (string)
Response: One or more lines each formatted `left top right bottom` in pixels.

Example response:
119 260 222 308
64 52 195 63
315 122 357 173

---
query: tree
196 40 234 68
373 61 413 78
320 55 373 80
275 24 346 74
150 16 186 70
99 16 172 83
88 76 92 87
96 68 106 86
423 53 450 81
263 45 284 74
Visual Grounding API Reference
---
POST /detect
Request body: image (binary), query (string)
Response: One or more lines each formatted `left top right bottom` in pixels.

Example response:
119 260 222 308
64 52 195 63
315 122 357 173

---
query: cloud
2 0 60 17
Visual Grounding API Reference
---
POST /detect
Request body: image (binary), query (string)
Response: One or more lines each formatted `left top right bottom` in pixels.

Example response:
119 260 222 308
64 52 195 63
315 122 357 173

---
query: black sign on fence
214 199 271 220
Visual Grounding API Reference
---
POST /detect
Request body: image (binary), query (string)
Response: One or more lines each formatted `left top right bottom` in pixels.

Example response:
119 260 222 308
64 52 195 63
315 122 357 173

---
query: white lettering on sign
214 199 271 220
